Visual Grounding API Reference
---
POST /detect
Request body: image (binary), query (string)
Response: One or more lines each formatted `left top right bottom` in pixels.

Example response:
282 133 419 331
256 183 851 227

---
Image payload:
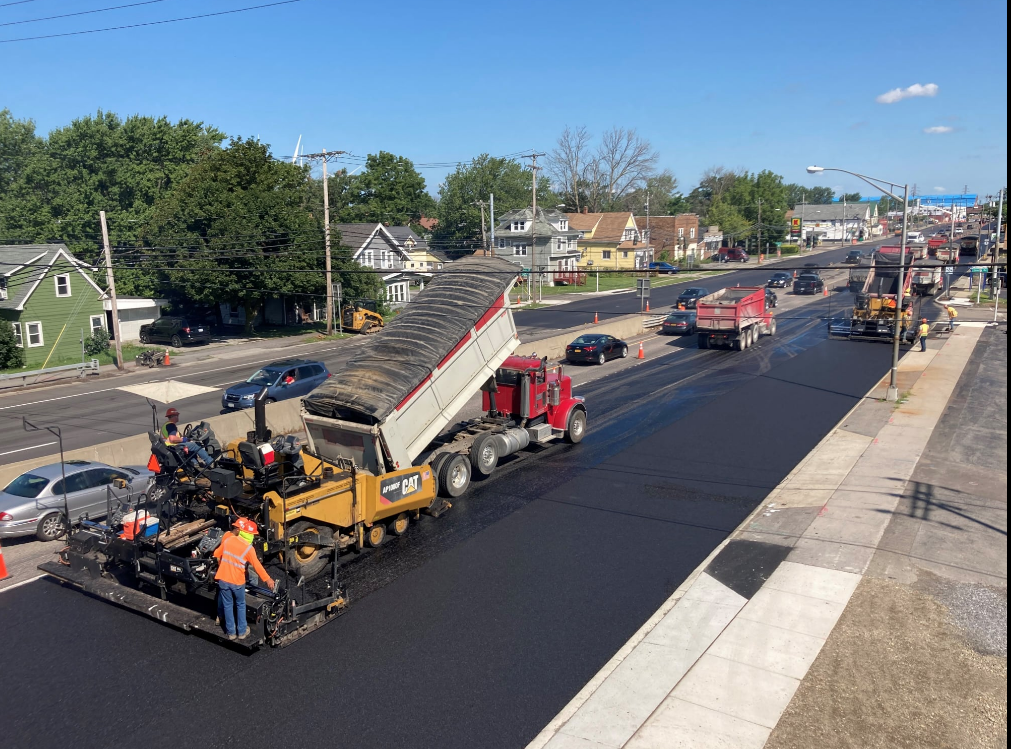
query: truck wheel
285 520 331 580
769 318 777 336
747 327 755 347
470 433 499 477
439 454 471 498
565 408 587 444
698 334 709 349
734 337 745 351
388 513 410 536
366 524 386 548
36 512 67 542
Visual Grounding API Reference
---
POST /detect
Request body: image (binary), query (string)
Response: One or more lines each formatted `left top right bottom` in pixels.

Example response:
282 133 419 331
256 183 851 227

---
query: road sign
944 266 954 274
636 278 650 297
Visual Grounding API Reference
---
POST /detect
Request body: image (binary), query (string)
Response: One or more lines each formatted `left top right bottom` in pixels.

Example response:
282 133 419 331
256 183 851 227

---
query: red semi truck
695 286 776 350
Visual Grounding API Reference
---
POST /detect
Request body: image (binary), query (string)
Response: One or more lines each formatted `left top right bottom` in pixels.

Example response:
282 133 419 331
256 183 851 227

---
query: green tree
0 318 25 370
622 170 679 215
707 199 750 239
434 154 550 252
139 138 367 331
838 192 861 203
339 151 435 226
786 184 834 206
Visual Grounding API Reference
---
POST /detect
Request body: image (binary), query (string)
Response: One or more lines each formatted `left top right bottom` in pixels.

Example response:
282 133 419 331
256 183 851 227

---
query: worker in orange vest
213 517 274 640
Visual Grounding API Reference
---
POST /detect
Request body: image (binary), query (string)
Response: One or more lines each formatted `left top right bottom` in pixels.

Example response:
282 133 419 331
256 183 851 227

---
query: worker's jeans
217 581 247 636
185 445 213 467
920 335 927 352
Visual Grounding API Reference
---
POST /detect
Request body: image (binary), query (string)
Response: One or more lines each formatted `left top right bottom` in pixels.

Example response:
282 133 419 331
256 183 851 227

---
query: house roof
565 212 638 242
795 204 873 221
332 223 417 262
1 243 105 311
385 225 429 251
497 207 578 238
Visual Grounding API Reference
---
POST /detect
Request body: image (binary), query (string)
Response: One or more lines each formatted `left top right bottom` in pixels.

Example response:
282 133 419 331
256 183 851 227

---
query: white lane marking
0 573 46 593
0 441 57 457
0 387 120 411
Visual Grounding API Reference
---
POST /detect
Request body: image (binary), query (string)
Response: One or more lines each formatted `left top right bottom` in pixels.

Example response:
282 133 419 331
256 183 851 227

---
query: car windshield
684 288 703 295
4 473 50 498
773 273 789 279
246 368 282 386
571 335 602 345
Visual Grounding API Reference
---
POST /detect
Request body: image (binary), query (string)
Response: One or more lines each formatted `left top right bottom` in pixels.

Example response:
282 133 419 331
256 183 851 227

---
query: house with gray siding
333 223 418 306
493 207 581 285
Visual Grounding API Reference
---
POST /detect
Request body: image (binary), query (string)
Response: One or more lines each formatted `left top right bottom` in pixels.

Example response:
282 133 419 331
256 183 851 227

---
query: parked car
221 359 330 411
765 289 778 308
565 334 629 365
843 250 863 264
767 272 792 288
139 316 211 347
647 262 680 275
718 247 749 263
661 311 697 335
675 287 710 309
0 461 152 541
793 273 825 295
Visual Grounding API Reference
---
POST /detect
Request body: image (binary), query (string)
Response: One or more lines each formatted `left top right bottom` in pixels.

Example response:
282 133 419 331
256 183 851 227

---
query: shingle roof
1 243 88 311
332 223 382 250
385 225 429 251
796 204 872 221
565 212 638 242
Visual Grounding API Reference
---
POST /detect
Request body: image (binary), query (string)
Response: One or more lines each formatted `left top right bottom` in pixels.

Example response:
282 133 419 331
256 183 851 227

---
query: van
718 247 749 263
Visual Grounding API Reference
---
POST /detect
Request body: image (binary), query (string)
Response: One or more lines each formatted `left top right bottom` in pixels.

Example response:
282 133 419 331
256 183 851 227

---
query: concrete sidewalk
528 321 1003 749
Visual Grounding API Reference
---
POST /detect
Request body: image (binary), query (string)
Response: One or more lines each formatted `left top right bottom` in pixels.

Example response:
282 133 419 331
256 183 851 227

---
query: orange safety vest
213 532 271 586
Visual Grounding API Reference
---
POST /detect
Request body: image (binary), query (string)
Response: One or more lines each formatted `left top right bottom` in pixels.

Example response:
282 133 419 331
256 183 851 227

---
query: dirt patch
766 576 1007 749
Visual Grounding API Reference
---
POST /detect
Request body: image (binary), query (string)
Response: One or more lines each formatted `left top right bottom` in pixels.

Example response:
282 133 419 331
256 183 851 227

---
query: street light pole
807 166 909 401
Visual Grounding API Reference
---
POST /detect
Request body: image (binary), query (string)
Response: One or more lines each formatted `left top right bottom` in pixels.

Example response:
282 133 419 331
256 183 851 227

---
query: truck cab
484 356 578 430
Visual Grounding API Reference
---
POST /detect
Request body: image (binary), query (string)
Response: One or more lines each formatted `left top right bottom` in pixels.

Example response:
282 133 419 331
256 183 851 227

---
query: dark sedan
793 273 824 295
565 334 629 365
139 316 211 347
767 272 792 288
675 287 709 309
661 311 697 335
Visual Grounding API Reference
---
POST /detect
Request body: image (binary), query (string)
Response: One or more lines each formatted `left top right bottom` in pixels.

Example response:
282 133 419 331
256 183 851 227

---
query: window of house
362 250 374 267
558 219 568 231
577 230 585 239
497 238 507 249
55 273 71 297
602 250 612 260
0 277 7 301
512 244 528 256
678 227 684 237
690 227 696 238
387 283 407 303
622 229 635 241
511 220 526 232
26 321 43 347
622 251 629 259
11 322 22 347
90 315 105 335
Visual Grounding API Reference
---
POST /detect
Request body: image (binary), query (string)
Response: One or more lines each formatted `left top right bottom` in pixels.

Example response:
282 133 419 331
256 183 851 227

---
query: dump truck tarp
304 257 519 423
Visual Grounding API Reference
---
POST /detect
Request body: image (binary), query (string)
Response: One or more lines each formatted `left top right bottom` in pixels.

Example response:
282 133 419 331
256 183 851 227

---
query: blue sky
1 0 1007 200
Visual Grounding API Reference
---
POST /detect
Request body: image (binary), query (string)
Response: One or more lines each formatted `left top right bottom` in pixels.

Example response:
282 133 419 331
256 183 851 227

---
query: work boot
237 629 250 640
227 634 237 641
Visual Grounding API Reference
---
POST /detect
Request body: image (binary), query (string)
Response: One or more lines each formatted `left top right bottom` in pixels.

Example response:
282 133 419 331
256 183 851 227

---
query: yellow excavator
342 300 384 334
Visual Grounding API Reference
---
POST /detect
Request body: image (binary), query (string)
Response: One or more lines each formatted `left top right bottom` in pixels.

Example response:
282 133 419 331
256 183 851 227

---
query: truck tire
388 513 410 536
565 407 587 444
746 327 755 347
698 333 709 349
285 520 332 580
768 318 777 336
470 433 499 477
439 454 471 498
734 336 745 351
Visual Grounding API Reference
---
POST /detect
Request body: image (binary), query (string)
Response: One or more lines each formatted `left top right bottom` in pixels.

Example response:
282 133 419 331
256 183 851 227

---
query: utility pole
800 191 806 251
994 188 1004 322
489 193 495 257
757 198 762 258
842 194 847 244
99 211 124 370
474 200 488 253
301 149 348 335
523 152 546 301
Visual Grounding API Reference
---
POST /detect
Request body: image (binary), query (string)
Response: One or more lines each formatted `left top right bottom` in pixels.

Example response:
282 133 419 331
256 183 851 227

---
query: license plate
574 348 582 352
227 403 235 408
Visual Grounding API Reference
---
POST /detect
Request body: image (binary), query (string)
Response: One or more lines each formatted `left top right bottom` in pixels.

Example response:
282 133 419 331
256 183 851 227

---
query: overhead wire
0 0 173 27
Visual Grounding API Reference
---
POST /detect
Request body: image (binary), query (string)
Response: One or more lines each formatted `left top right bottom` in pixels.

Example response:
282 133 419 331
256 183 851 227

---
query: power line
0 0 304 43
0 0 172 28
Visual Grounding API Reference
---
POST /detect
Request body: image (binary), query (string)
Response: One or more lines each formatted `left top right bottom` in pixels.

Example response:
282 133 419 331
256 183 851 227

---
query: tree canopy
332 151 435 227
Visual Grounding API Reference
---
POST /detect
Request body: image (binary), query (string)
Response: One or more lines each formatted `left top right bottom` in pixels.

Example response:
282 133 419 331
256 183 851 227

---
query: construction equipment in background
830 247 917 342
40 258 587 649
341 300 384 334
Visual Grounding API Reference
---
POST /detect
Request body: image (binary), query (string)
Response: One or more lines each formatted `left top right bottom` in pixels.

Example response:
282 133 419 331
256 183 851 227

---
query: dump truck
830 250 915 341
958 235 980 257
40 257 587 649
910 259 943 296
936 243 958 263
847 257 873 292
695 286 775 350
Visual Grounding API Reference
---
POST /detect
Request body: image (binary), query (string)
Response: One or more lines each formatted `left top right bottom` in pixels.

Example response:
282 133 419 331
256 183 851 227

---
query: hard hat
233 517 257 534
165 407 180 418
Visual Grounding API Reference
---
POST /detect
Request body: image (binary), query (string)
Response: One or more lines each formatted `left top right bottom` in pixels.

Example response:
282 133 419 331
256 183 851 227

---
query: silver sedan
0 460 152 542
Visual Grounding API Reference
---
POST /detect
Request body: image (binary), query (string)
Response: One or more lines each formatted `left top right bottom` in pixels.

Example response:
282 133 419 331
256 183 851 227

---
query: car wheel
170 335 182 348
265 398 276 404
139 332 149 344
37 512 67 542
619 345 628 359
469 433 499 478
597 353 606 365
565 408 587 444
439 453 471 498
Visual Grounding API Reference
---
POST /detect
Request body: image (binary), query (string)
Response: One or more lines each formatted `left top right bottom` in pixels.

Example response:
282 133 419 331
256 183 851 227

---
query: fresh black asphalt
0 290 918 749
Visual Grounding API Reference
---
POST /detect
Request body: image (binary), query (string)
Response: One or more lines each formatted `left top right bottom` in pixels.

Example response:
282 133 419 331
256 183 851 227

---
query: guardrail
642 315 666 328
0 358 100 388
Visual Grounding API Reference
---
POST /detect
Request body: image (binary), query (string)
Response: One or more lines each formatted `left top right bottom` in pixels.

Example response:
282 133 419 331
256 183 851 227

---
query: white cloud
876 83 939 104
924 126 954 134
933 186 946 192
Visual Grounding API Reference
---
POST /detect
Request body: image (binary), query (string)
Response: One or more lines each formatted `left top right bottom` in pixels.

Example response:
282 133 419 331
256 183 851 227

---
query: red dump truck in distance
695 286 776 350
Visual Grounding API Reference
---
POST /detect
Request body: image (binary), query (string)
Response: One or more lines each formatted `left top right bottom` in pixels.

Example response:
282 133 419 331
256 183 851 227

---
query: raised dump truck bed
830 250 916 341
695 286 775 350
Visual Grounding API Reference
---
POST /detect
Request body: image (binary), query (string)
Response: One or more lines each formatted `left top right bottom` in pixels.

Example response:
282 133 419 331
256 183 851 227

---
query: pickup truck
793 273 824 295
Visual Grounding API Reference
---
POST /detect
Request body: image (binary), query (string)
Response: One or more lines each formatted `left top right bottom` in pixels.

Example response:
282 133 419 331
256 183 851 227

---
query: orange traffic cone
0 540 10 582
637 341 645 359
645 300 650 312
823 286 829 297
163 350 170 366
593 312 599 324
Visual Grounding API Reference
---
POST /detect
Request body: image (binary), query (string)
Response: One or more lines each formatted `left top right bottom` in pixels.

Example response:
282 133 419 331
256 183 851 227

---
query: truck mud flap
38 561 264 650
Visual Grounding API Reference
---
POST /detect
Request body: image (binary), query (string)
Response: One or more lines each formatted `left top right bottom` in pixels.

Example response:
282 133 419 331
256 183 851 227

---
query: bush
779 244 801 255
0 321 25 369
84 328 111 356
